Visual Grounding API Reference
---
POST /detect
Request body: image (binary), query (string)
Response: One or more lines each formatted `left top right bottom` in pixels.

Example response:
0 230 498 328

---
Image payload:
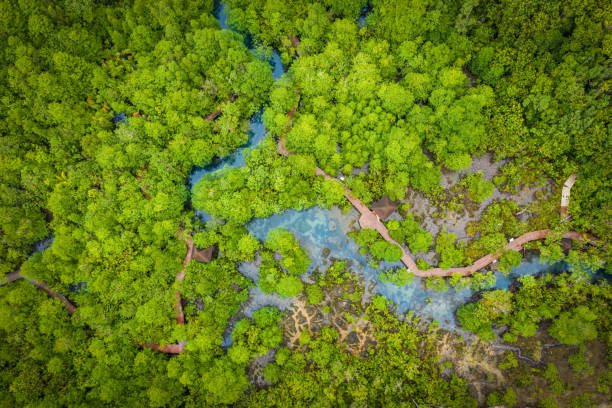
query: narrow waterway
188 3 285 221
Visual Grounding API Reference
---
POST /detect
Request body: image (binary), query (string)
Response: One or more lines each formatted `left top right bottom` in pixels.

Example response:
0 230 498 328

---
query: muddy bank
436 328 611 406
401 152 550 265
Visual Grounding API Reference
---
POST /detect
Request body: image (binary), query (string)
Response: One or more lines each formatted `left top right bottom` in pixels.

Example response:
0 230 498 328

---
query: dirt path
419 230 594 277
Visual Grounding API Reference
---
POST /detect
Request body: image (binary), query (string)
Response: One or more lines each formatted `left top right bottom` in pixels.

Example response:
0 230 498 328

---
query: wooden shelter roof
192 245 214 263
372 195 398 221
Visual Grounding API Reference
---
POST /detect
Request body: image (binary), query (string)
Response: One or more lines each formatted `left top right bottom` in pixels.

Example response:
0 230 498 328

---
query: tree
460 171 495 203
436 230 465 268
426 276 448 291
549 306 598 345
387 213 433 254
201 357 249 405
265 228 311 276
277 275 304 297
370 240 403 263
457 303 495 341
498 250 522 273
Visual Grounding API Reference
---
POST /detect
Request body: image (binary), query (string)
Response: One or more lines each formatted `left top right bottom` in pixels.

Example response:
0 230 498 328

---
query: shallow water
358 6 372 28
245 206 478 328
34 235 54 253
189 3 287 223
188 113 266 187
244 206 603 332
112 112 126 123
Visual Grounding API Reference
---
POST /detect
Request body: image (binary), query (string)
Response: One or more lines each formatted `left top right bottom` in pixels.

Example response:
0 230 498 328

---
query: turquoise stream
189 2 284 221
192 2 601 336
245 206 589 331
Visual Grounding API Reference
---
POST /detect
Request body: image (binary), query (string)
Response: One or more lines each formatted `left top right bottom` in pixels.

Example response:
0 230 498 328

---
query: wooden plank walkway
1 272 76 314
142 234 193 353
279 139 594 277
560 173 577 220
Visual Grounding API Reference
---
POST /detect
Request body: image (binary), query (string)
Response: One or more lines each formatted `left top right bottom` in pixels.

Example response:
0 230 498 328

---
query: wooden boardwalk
1 271 76 315
560 173 577 220
174 236 194 325
280 139 594 277
142 234 193 353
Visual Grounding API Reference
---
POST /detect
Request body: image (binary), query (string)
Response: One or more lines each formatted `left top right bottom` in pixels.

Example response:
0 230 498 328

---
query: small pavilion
371 196 398 221
192 245 215 263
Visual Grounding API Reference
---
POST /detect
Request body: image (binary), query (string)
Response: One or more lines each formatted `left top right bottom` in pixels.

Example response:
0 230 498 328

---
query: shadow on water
358 6 372 28
111 112 126 123
213 1 231 30
34 234 54 253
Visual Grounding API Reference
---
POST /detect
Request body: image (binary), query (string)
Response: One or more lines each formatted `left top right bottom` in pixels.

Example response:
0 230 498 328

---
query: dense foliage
192 142 347 223
227 0 611 245
243 261 477 407
350 227 404 263
387 211 434 254
258 228 311 297
2 0 610 406
458 273 611 346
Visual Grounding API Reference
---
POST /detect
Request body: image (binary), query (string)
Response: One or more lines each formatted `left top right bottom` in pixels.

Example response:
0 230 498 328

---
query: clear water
269 52 285 80
189 4 286 224
245 206 479 330
245 206 604 331
188 113 266 195
112 112 127 123
34 234 54 253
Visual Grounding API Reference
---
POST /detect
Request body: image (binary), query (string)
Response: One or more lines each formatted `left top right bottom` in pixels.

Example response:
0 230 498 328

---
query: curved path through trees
1 271 77 314
140 233 193 353
1 235 194 354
